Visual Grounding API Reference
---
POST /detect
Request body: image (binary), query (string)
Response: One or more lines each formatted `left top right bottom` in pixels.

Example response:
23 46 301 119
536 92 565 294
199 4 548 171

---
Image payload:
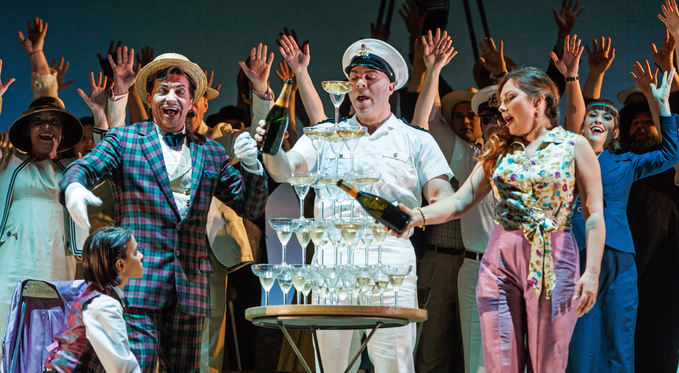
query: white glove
65 182 103 229
234 132 259 168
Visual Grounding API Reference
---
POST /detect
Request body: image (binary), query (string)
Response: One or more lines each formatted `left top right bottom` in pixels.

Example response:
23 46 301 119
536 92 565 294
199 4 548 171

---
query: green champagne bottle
336 179 410 234
259 78 293 155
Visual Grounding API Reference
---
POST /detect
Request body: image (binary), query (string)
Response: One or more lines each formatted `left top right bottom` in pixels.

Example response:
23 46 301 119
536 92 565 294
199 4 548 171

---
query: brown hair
145 66 197 100
476 67 560 179
82 227 133 290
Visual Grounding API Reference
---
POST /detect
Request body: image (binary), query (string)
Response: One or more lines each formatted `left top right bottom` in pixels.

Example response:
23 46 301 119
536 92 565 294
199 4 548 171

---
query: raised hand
77 72 109 129
553 0 584 37
204 70 221 92
50 57 74 92
136 46 154 69
659 0 679 40
96 40 120 79
18 18 48 54
550 34 584 78
275 61 296 85
631 60 660 98
478 37 506 76
585 37 616 75
238 43 274 94
370 22 391 42
412 38 426 73
0 60 16 98
399 0 426 39
652 30 676 73
108 46 136 96
275 28 309 50
422 29 457 71
651 67 676 104
278 35 310 73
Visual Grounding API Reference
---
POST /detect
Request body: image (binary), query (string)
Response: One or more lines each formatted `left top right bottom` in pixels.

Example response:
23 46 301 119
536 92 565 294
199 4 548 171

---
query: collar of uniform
368 113 396 140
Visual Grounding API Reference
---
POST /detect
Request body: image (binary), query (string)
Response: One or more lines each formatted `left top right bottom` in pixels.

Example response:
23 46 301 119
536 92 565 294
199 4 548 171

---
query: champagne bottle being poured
336 179 410 234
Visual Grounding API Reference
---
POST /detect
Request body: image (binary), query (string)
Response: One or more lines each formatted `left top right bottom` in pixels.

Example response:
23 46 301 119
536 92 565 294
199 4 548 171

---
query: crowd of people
2 0 679 372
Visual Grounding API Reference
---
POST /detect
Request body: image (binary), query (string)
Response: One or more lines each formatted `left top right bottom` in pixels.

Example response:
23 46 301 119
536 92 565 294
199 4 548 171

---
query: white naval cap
342 38 409 90
471 85 500 115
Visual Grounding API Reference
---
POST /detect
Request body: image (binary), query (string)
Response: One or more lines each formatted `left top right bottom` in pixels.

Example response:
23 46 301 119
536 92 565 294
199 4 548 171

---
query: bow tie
164 132 186 147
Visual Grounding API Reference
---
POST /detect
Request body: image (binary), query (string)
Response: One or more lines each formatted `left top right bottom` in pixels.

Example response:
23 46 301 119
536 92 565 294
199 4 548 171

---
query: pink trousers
477 225 580 373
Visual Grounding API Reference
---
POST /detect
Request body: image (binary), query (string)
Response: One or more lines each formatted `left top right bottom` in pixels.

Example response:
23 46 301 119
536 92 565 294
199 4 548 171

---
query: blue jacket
572 114 679 254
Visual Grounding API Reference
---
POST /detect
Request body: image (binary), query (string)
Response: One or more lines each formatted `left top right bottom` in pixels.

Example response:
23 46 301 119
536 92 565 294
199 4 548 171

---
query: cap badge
488 94 500 108
357 44 370 57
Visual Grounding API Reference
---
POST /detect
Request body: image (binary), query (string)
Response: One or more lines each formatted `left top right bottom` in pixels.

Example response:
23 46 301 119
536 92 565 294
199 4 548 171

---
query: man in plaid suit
59 52 268 372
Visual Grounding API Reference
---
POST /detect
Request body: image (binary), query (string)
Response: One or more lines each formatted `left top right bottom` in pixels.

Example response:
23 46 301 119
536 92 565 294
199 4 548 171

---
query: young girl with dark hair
44 227 143 373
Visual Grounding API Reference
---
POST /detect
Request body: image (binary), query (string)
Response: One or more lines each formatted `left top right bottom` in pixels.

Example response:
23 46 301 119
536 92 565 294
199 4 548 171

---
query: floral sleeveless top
490 126 578 298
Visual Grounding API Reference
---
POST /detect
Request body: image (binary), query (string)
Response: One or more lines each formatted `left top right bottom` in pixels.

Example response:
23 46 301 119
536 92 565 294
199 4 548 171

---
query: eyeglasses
480 114 505 125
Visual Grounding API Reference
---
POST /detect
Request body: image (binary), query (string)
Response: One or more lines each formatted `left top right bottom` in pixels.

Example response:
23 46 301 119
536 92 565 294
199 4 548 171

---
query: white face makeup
147 73 193 134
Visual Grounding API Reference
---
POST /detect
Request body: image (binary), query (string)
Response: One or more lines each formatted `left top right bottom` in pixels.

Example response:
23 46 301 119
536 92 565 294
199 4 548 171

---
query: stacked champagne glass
252 80 412 308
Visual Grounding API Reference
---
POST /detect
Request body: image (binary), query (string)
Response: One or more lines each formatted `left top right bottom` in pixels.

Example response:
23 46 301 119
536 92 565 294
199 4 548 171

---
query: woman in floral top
397 66 605 372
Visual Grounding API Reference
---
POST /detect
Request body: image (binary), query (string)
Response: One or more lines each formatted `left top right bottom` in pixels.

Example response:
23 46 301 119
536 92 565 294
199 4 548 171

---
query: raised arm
631 60 662 133
550 34 586 133
412 29 457 130
19 18 50 75
108 46 136 128
0 59 15 118
127 46 154 125
583 37 616 99
278 35 327 125
50 57 74 92
77 72 110 130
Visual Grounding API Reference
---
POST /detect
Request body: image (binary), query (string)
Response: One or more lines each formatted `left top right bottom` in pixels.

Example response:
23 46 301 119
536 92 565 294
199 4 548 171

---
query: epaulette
401 118 429 133
316 116 351 125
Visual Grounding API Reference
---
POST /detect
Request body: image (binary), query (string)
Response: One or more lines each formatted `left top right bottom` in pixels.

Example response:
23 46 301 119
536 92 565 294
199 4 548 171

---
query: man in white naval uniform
255 37 454 373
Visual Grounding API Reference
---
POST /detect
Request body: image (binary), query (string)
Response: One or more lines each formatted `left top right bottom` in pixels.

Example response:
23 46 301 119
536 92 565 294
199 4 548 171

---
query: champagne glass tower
382 264 412 307
321 81 353 126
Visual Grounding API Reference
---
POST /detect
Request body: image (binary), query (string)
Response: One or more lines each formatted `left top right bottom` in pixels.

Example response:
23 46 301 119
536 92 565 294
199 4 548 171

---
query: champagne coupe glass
303 126 332 176
311 269 326 304
351 266 372 306
335 219 362 265
287 172 318 219
337 124 367 176
322 266 341 305
373 270 390 307
251 264 283 307
294 218 313 265
308 220 329 266
311 180 331 219
277 269 293 305
269 218 295 265
382 265 412 307
321 81 353 126
370 223 388 269
350 172 381 219
319 174 341 219
288 264 309 305
359 225 374 268
327 225 344 269
302 278 313 304
341 271 358 305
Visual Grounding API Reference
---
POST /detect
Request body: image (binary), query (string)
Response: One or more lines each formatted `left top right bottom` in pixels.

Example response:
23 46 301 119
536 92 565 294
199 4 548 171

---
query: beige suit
199 93 273 373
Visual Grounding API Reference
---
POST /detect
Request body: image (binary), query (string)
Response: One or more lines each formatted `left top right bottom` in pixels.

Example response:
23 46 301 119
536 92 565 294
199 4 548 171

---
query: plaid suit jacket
59 121 268 317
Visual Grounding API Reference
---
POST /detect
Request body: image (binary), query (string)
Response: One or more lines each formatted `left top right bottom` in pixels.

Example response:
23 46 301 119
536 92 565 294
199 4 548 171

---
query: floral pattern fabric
490 126 578 298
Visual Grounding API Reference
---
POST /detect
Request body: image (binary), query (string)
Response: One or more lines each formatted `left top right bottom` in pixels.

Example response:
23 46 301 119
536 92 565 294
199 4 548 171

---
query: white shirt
292 114 452 247
82 288 141 373
449 134 495 253
155 124 193 219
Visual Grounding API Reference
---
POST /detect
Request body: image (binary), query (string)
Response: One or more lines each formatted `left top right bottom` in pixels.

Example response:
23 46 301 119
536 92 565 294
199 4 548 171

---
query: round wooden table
245 305 427 373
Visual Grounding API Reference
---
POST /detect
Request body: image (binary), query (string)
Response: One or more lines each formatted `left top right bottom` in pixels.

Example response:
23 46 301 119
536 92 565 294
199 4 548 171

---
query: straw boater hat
441 88 478 125
135 53 207 107
9 96 83 153
342 39 409 90
205 87 219 100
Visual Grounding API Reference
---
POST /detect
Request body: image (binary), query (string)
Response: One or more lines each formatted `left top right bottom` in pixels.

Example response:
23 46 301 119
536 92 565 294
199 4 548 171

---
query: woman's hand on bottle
574 270 599 317
386 204 422 238
550 34 584 78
